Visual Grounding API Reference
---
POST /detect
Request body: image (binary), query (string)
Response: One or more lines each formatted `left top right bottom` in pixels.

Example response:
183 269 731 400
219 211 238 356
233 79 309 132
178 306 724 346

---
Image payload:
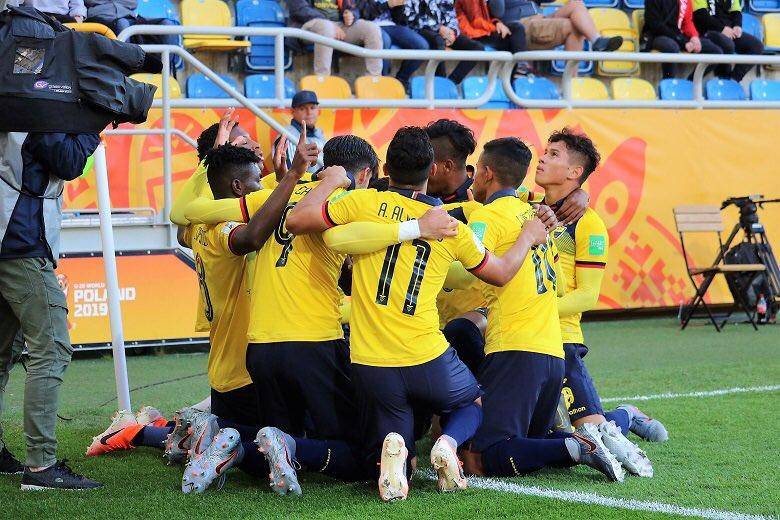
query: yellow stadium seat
631 9 644 39
64 22 116 39
181 0 250 51
611 78 656 100
130 73 183 99
764 13 780 49
590 8 639 76
300 75 352 99
571 78 609 100
354 76 406 100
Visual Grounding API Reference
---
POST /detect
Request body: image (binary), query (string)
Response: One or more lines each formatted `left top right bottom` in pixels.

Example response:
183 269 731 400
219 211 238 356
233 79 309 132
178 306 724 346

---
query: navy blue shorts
351 347 481 471
562 343 604 422
472 350 565 452
442 317 486 375
210 383 262 427
246 339 357 443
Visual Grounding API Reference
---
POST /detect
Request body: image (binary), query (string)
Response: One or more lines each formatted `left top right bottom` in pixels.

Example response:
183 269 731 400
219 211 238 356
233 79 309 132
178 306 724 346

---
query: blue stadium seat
705 79 746 100
742 13 764 41
512 76 560 99
583 0 619 7
186 73 240 98
245 74 296 98
551 40 593 75
658 79 694 100
541 5 559 16
749 0 780 12
750 79 780 99
236 0 292 71
623 0 644 8
462 76 513 108
136 0 179 21
410 76 460 100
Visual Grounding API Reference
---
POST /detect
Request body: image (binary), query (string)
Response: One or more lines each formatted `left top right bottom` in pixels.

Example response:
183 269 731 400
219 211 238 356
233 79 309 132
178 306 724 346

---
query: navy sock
236 441 269 478
481 437 571 477
604 409 630 436
216 419 259 442
441 403 482 447
294 438 364 482
131 426 173 449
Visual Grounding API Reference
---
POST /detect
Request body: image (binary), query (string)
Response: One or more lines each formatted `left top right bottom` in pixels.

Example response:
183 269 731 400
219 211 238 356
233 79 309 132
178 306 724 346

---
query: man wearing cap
272 90 326 175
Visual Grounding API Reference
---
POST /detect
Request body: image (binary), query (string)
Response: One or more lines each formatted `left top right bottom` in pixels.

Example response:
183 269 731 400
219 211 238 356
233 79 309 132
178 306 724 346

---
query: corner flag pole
94 143 132 411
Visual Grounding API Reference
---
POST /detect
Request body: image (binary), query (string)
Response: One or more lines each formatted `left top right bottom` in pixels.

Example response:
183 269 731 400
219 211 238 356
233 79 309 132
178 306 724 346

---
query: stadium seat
244 74 295 99
355 76 407 100
300 75 353 99
631 9 645 39
462 76 513 108
541 5 560 16
763 13 780 50
750 0 780 12
590 8 639 76
63 22 116 39
410 76 460 100
611 78 656 100
130 73 182 99
180 0 250 51
584 0 619 7
742 13 764 41
551 40 594 76
513 76 561 99
570 78 609 100
136 0 179 21
749 79 780 99
705 79 746 100
623 0 644 8
237 0 292 71
186 73 241 98
658 78 694 100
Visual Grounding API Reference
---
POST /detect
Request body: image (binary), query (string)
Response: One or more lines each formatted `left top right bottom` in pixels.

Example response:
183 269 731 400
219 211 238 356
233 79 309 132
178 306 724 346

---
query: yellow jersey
260 172 314 190
181 223 254 393
244 181 347 343
553 208 608 344
325 188 489 367
468 190 563 359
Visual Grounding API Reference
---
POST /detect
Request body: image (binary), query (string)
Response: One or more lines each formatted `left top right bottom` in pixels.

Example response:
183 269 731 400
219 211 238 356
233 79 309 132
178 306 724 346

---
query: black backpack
723 242 778 316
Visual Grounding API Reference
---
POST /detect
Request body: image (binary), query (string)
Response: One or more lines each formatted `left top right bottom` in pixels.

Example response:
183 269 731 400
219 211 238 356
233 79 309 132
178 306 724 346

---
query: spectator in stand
405 0 485 85
642 0 725 79
289 0 384 77
15 0 85 22
358 0 429 93
692 0 763 82
84 0 180 70
271 91 326 174
455 0 527 77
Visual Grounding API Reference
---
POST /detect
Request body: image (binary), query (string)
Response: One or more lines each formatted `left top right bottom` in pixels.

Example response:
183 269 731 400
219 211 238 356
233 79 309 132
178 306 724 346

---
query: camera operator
0 131 103 490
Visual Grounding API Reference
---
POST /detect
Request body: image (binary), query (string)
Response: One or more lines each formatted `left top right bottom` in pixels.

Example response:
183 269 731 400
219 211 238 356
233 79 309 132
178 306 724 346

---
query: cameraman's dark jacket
0 5 157 133
0 132 100 265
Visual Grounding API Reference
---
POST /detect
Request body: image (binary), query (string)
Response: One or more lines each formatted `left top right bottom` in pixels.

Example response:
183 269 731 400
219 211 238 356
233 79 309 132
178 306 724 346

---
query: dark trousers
475 22 527 54
381 25 430 85
87 16 181 70
417 29 485 84
704 31 764 81
649 35 725 79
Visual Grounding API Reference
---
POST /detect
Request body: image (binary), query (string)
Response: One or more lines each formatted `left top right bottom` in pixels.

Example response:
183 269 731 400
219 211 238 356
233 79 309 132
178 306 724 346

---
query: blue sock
441 403 482 447
481 437 571 477
604 409 631 436
216 419 259 442
131 425 173 449
293 438 364 482
236 441 269 478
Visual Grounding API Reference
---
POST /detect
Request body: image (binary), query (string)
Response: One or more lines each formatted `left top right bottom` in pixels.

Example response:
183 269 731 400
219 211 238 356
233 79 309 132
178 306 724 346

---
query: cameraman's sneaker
136 406 167 427
21 461 102 490
618 404 669 443
255 427 301 497
164 407 200 464
181 428 242 494
85 410 143 456
567 423 625 482
598 421 653 477
188 412 219 460
430 436 467 493
378 432 408 502
0 446 24 475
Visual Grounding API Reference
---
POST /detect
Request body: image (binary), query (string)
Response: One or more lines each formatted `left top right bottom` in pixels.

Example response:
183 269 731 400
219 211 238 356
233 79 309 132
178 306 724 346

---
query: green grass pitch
1 318 778 519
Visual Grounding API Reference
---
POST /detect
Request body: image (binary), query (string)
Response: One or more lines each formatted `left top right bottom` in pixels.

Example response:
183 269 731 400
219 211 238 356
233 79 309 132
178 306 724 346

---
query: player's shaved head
323 135 380 180
385 126 434 187
204 144 261 199
481 138 532 188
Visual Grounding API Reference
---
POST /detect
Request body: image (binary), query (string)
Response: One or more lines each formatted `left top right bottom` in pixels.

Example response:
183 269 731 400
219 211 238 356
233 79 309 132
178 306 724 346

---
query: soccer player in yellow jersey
286 127 551 501
461 137 626 483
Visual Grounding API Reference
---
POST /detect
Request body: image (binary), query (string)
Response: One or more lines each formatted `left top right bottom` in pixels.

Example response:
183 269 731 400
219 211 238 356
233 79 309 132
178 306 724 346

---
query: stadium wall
67 108 780 310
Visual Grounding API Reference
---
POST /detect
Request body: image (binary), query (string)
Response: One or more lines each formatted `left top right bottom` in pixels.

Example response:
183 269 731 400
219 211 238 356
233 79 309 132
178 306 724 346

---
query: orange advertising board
54 252 207 347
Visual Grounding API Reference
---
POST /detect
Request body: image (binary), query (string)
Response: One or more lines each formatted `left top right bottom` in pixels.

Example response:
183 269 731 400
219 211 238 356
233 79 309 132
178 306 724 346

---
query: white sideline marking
600 385 780 404
462 475 771 520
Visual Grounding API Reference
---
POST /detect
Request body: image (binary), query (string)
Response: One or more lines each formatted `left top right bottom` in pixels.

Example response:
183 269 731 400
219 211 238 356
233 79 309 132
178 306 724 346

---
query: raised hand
418 207 459 240
318 165 351 188
215 107 238 148
289 121 320 178
532 204 559 232
521 218 548 246
273 135 289 177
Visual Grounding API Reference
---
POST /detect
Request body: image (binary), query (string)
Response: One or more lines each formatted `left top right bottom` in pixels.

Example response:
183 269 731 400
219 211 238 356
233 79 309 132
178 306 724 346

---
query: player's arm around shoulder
286 166 353 235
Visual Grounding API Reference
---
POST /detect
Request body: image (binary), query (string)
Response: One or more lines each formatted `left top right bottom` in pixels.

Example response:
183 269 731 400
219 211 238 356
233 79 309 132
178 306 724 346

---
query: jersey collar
441 177 473 203
485 188 518 205
388 186 443 206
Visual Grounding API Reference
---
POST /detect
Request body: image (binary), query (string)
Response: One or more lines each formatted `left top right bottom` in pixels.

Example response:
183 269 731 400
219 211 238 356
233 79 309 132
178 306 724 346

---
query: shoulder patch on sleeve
588 234 606 256
221 222 241 235
329 190 352 203
469 221 487 242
